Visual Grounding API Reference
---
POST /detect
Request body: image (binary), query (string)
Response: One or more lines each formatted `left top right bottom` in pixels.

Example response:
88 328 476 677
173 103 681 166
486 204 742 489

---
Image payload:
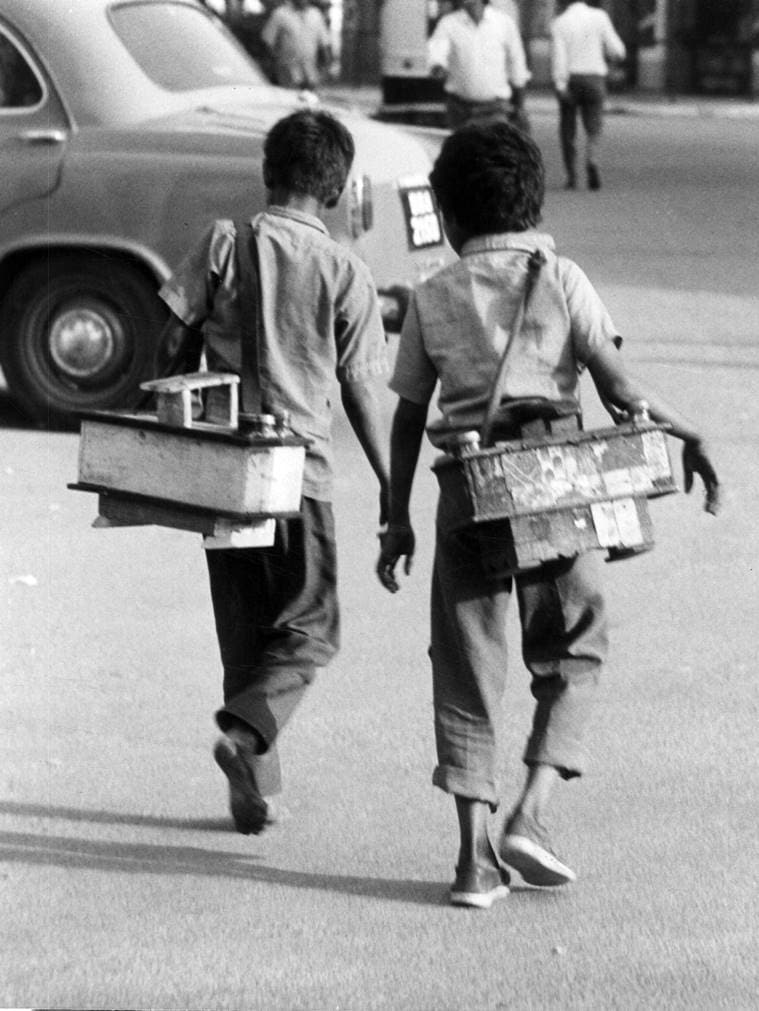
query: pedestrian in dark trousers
377 121 720 909
155 110 389 834
551 0 626 190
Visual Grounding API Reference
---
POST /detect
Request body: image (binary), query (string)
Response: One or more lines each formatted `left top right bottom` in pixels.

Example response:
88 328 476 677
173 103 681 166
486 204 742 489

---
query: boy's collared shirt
427 6 530 102
390 230 620 437
160 206 387 500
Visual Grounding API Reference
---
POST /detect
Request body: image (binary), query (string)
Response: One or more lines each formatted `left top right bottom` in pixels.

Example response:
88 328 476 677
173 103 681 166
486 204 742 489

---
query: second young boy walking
377 121 720 908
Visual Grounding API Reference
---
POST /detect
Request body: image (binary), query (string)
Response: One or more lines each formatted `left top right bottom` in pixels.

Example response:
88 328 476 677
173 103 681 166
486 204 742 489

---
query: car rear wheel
0 254 167 427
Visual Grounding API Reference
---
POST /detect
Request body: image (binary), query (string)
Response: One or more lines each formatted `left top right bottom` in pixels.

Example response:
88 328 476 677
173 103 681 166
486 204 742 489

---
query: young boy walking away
157 110 389 835
376 121 720 909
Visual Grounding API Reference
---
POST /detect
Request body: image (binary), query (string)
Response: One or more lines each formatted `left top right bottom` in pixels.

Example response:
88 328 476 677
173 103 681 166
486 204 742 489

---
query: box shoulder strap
480 248 546 447
234 219 263 414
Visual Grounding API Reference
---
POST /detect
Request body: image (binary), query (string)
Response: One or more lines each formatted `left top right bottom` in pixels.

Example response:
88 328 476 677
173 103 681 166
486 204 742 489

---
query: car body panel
0 0 448 294
0 0 451 421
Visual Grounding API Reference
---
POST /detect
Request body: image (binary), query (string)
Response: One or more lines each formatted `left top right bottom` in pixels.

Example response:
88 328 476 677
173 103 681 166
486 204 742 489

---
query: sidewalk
323 82 759 123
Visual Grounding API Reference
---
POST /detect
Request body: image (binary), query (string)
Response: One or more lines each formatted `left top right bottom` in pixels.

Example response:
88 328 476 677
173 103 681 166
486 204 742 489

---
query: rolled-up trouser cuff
432 764 498 808
216 664 315 746
521 666 601 778
522 747 586 780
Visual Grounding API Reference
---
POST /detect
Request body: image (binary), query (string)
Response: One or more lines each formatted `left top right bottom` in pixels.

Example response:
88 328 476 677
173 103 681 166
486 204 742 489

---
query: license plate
398 177 444 250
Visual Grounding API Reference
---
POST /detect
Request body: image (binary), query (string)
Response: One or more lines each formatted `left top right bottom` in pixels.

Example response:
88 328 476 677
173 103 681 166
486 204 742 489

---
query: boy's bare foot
213 730 274 835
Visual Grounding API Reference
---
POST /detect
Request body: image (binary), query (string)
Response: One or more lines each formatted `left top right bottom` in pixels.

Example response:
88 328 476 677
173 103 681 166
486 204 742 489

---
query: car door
0 21 68 214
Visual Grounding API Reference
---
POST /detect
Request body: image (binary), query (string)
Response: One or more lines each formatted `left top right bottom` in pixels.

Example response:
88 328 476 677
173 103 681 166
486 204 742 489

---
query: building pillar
340 0 381 84
524 0 555 87
752 0 759 96
635 0 668 91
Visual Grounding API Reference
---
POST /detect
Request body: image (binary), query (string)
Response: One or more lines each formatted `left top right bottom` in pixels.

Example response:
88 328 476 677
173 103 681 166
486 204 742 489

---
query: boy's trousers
430 494 609 807
206 497 340 796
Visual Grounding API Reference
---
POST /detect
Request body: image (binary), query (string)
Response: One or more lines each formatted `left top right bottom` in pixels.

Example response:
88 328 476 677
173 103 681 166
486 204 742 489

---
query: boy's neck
267 189 325 220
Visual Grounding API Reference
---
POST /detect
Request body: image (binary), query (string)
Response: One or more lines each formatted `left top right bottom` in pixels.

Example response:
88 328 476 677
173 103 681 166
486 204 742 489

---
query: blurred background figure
200 0 281 79
428 0 530 131
261 0 334 90
490 0 520 27
550 0 626 191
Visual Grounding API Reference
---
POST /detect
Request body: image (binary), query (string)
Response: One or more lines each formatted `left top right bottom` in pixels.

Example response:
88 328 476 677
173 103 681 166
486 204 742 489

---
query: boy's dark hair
263 109 355 208
429 120 544 235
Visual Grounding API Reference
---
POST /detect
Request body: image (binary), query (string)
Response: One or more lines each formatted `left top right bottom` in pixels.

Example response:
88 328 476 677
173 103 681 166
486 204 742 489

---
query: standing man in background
262 0 333 90
490 0 520 27
428 0 531 132
551 0 626 191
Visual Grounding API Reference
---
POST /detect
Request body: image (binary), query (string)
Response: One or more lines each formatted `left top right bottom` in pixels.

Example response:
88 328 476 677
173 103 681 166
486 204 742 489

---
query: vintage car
0 0 449 425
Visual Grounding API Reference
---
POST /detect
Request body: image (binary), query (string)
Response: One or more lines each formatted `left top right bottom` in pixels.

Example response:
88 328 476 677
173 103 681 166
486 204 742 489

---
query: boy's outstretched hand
377 523 415 593
683 439 721 515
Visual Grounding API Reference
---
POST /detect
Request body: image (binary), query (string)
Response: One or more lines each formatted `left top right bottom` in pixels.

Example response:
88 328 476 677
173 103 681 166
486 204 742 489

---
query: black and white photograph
1 1 757 1008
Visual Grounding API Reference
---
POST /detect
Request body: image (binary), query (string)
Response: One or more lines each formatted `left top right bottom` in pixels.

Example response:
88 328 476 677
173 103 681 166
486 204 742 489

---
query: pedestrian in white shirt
262 0 333 90
428 0 531 132
550 0 626 190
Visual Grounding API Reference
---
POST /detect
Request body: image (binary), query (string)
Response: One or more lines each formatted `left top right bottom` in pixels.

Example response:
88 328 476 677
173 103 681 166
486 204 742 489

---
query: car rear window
0 30 44 109
109 2 267 91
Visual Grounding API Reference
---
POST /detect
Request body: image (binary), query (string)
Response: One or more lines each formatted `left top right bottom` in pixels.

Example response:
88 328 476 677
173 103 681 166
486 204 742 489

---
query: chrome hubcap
49 305 118 380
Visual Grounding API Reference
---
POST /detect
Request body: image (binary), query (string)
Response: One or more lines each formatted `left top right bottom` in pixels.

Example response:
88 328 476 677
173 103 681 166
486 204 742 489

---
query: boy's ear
442 212 467 254
262 161 274 189
324 187 343 209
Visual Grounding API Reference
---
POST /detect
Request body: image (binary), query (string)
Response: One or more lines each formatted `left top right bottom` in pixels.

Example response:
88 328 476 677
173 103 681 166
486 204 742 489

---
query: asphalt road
2 108 759 1010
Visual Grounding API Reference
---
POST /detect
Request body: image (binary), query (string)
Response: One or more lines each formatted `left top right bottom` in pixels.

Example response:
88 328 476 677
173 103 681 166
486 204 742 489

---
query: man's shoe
564 175 577 190
214 733 272 836
499 811 576 887
587 163 601 191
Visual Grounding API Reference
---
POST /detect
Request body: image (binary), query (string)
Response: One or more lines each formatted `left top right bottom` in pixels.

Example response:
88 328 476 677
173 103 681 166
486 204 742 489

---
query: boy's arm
340 375 391 525
586 343 721 515
136 310 204 409
153 311 204 379
376 396 428 593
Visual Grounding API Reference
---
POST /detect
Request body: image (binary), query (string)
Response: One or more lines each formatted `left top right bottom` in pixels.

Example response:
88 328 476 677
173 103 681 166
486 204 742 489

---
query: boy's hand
683 440 721 515
376 523 415 593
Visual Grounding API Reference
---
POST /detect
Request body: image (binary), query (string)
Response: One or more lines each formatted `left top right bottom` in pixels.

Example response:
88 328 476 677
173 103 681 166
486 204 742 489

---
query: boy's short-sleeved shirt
160 206 387 500
390 231 620 438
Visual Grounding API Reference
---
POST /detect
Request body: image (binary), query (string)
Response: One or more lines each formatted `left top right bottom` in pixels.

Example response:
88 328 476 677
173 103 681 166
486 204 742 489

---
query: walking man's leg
578 75 606 190
558 86 578 189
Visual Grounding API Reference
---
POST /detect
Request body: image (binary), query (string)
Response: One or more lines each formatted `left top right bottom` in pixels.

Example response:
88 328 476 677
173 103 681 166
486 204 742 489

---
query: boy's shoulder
251 209 376 293
416 232 567 285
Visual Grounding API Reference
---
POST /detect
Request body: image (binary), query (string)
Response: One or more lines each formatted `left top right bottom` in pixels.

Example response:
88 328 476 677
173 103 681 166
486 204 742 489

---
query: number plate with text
398 177 444 251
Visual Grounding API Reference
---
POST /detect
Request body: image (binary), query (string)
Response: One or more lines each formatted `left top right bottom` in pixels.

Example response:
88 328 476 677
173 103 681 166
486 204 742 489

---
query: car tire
0 254 167 428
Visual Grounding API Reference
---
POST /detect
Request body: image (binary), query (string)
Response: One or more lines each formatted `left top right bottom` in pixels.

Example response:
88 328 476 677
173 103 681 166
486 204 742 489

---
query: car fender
0 229 173 292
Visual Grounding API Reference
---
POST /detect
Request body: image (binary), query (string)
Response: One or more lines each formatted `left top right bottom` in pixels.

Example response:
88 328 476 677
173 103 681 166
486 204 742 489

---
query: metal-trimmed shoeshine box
70 373 309 548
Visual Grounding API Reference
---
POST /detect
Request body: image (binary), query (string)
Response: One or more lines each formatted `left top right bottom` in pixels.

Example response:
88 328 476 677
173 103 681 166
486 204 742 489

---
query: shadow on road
0 829 450 907
0 799 232 832
0 387 37 430
0 802 558 905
